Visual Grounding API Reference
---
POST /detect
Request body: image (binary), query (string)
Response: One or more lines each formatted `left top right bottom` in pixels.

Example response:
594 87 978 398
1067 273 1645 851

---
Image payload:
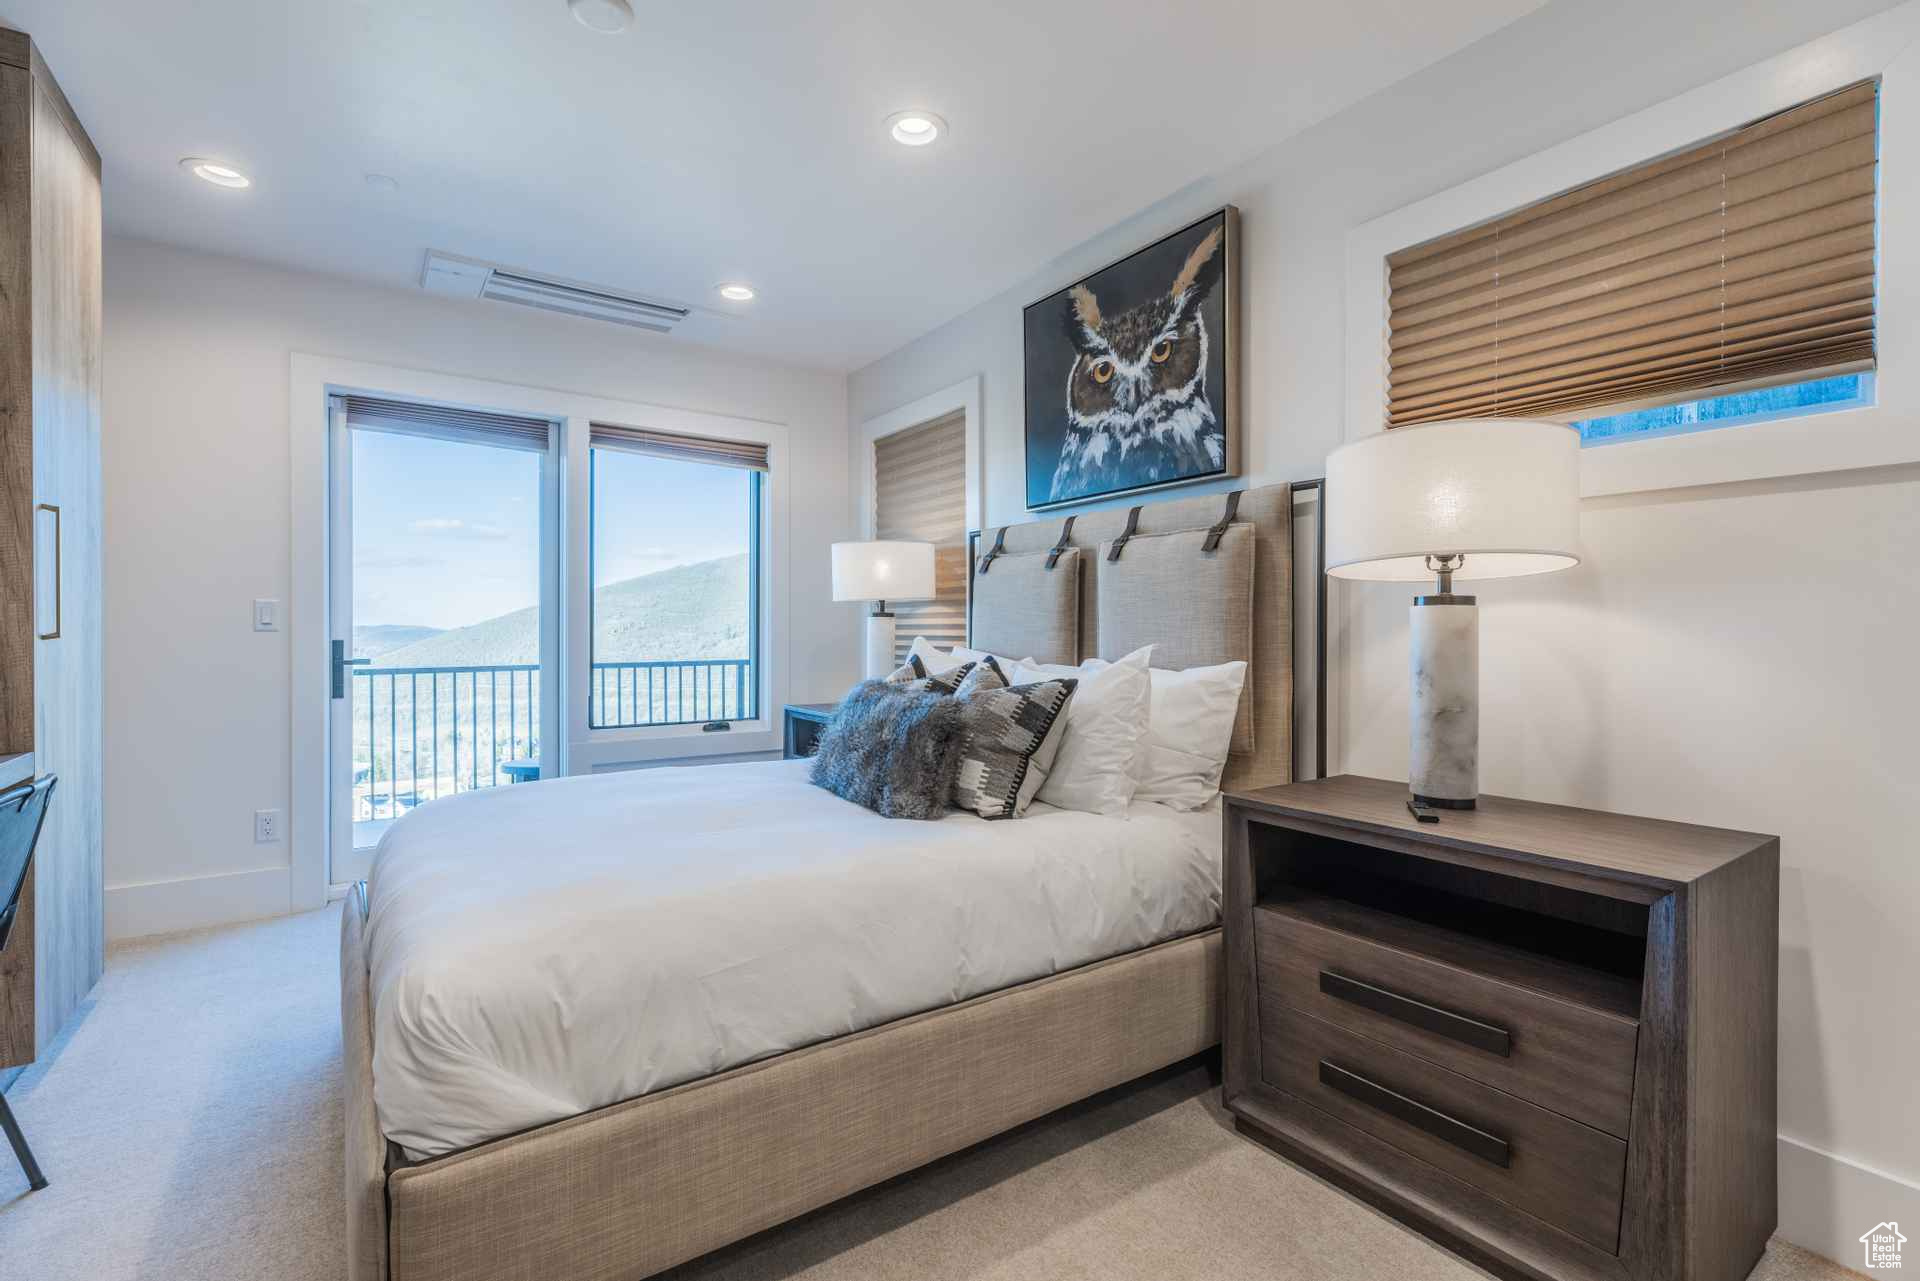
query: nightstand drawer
1261 1006 1627 1254
1254 897 1639 1137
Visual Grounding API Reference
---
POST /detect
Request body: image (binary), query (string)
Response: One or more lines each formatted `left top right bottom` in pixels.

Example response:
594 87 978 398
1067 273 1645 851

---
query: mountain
373 553 749 668
354 624 444 658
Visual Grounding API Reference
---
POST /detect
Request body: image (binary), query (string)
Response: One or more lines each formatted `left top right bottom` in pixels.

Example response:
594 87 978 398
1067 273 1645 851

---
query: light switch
253 598 279 631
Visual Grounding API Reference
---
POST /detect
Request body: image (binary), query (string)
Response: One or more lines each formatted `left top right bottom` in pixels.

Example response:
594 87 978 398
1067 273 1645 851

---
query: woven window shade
1386 79 1878 426
340 395 553 451
874 412 967 665
589 424 769 470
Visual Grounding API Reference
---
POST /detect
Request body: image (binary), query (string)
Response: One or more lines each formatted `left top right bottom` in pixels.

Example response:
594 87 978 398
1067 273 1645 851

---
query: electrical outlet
254 808 282 843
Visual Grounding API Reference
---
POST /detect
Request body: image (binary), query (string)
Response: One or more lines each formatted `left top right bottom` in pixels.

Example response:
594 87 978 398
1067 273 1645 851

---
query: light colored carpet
0 906 1862 1281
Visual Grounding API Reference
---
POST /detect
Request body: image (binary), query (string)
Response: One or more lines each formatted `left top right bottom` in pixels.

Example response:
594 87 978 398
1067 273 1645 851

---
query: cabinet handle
1319 1060 1511 1168
35 503 60 641
1320 970 1511 1057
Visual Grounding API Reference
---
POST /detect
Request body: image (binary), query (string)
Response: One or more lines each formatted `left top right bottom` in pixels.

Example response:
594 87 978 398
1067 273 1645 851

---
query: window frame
585 447 764 731
1344 6 1919 498
564 402 785 772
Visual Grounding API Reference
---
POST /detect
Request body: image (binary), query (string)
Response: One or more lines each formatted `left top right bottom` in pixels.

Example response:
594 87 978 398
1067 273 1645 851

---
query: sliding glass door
327 396 559 887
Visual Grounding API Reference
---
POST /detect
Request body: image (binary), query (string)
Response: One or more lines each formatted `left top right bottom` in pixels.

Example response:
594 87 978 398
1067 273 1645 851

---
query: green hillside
354 624 444 658
372 553 749 668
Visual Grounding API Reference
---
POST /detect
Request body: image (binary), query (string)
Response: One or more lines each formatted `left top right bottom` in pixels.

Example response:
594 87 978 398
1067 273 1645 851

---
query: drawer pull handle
1320 970 1511 1057
1319 1060 1511 1168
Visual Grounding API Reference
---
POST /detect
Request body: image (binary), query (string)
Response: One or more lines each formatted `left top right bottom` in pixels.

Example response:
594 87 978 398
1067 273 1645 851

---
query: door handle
332 639 372 699
35 503 59 641
1319 1060 1511 1167
1320 971 1512 1057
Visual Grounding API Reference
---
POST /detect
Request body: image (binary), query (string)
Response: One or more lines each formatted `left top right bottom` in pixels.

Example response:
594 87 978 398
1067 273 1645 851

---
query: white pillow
908 636 1035 677
1132 661 1248 810
1012 646 1153 816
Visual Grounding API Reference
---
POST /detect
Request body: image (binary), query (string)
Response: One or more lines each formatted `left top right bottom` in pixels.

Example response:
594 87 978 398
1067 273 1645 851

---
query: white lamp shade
831 540 936 602
1325 419 1581 582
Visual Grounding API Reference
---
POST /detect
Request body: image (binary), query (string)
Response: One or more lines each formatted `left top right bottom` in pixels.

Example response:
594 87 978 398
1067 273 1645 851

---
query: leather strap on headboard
1045 517 1076 569
976 526 1007 574
1105 506 1143 561
1201 490 1242 552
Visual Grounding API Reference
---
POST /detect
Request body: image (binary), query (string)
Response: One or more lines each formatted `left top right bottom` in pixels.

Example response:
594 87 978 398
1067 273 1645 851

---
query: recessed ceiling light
716 282 756 302
886 110 946 147
180 157 251 189
364 173 400 193
568 0 634 33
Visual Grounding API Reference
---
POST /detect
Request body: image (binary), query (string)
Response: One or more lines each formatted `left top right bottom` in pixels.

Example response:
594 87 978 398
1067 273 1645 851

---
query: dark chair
0 775 55 1192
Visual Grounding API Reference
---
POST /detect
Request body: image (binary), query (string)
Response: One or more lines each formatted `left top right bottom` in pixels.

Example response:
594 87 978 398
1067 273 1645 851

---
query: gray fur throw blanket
809 680 967 819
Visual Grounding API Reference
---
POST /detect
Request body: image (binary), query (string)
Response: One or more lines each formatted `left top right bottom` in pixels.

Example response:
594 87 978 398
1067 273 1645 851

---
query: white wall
847 0 1917 1264
104 237 856 938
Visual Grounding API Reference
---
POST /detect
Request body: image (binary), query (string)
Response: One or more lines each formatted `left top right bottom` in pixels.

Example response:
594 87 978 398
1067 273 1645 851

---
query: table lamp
1325 419 1580 810
832 540 936 680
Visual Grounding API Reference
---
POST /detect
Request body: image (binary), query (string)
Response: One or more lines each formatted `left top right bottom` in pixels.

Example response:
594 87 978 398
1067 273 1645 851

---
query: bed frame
342 483 1294 1281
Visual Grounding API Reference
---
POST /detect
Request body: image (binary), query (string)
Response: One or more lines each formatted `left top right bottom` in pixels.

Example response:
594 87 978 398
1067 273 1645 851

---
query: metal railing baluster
365 675 375 820
387 674 397 819
468 671 477 791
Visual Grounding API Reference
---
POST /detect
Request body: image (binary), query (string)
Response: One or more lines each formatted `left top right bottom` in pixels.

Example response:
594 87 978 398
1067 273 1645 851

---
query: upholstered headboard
968 484 1293 793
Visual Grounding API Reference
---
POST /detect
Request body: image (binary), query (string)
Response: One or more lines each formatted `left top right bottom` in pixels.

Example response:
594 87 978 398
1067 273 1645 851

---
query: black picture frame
1021 207 1240 511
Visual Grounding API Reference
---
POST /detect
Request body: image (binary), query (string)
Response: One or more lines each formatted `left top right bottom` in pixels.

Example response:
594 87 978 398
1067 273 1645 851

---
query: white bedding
366 757 1222 1159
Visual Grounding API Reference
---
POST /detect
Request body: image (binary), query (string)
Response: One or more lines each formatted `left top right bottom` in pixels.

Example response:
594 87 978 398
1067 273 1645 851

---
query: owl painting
1023 209 1238 509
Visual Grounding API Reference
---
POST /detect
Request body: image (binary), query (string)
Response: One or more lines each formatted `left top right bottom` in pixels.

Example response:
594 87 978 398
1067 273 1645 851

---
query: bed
342 482 1294 1281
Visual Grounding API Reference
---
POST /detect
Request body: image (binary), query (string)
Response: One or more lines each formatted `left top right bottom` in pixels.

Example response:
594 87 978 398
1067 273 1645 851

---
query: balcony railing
589 658 752 729
351 659 752 825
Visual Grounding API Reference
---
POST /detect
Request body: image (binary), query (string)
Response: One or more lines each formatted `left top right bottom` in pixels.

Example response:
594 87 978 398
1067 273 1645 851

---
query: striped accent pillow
887 654 977 695
951 655 1009 699
952 677 1077 820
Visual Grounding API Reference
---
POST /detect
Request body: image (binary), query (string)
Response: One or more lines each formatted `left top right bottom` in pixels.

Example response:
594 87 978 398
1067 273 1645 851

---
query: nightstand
1223 776 1778 1281
782 703 837 759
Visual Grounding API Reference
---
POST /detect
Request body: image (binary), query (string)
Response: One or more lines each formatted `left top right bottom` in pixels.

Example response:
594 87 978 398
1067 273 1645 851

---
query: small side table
501 759 541 784
782 704 837 759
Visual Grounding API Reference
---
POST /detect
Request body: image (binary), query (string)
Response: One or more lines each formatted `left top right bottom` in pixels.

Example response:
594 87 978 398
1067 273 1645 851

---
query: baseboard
1777 1133 1920 1271
105 865 291 941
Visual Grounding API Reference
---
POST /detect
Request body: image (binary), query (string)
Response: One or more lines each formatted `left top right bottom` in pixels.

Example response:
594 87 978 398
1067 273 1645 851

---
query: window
1575 372 1872 443
873 412 967 665
1385 80 1877 434
588 426 766 729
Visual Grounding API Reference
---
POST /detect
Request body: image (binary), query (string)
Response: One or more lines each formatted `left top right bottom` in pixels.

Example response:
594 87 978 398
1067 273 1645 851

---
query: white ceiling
3 0 1545 371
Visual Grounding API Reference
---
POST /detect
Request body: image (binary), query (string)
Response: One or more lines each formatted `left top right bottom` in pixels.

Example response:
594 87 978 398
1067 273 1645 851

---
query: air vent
420 251 692 333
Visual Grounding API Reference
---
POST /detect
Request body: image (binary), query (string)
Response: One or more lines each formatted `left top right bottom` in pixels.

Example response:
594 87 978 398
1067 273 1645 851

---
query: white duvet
366 758 1222 1159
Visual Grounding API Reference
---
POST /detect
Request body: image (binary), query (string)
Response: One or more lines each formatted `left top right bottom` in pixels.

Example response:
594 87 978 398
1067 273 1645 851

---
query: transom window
1574 372 1873 444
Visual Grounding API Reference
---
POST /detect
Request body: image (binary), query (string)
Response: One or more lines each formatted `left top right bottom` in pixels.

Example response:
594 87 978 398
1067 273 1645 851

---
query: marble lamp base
863 611 897 681
1409 595 1479 809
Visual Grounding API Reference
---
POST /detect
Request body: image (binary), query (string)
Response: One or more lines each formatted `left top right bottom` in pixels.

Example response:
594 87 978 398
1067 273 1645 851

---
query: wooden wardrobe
0 30 103 1076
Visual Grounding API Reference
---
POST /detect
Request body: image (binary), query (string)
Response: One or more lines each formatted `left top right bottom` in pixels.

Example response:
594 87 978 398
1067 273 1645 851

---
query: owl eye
1151 339 1173 364
1090 359 1115 384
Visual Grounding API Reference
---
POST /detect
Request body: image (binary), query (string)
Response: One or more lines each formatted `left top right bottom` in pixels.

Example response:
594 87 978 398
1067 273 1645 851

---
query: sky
351 429 749 630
